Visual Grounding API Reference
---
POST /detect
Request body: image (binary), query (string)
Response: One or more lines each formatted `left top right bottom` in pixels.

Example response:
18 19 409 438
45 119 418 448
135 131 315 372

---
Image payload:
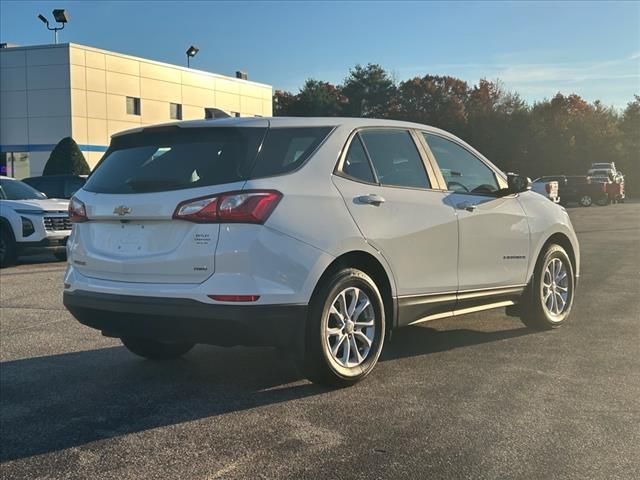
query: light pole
37 9 69 44
186 45 199 68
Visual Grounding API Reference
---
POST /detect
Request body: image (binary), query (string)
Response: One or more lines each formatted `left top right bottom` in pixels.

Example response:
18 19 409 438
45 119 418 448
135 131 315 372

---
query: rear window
84 126 332 194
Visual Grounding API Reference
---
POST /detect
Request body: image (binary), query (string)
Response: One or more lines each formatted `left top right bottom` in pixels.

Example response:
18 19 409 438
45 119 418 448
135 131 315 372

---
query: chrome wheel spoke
341 334 352 365
350 335 363 365
331 334 346 357
352 299 371 323
354 330 372 348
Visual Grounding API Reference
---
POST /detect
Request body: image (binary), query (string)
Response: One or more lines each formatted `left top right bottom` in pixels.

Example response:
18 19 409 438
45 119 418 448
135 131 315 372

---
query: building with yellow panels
0 43 273 178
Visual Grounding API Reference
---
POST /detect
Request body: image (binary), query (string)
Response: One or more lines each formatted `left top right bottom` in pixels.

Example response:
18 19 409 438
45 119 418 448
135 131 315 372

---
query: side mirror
506 173 531 194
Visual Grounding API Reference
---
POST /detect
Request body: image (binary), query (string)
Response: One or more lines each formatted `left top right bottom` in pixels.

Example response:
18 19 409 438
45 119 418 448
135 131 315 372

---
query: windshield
0 179 47 200
84 126 332 194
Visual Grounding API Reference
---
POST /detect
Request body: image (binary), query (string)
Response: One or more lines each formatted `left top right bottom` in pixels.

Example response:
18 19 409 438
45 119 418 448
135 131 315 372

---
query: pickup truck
535 175 608 207
530 178 560 203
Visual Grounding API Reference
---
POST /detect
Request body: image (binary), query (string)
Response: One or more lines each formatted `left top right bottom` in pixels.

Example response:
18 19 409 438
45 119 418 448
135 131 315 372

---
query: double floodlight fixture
186 45 199 68
37 9 69 44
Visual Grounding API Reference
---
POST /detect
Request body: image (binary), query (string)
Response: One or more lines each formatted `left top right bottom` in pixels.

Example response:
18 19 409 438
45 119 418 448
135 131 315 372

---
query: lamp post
37 9 69 44
186 45 199 68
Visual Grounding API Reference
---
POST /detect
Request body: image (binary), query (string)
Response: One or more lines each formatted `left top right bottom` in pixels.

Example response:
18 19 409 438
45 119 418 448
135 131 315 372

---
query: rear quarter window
249 127 333 178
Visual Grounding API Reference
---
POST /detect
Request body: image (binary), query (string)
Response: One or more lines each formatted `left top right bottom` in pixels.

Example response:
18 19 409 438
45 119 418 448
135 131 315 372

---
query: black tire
121 337 195 360
54 251 67 262
520 244 575 330
0 226 17 268
578 195 592 207
302 268 385 387
595 196 610 206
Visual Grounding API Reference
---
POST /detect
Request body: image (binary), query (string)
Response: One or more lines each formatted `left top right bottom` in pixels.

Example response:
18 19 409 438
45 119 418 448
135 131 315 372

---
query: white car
531 178 560 203
63 117 580 386
0 176 71 267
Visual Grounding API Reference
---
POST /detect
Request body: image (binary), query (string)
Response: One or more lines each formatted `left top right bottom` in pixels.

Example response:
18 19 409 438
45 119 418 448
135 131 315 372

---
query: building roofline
0 42 272 89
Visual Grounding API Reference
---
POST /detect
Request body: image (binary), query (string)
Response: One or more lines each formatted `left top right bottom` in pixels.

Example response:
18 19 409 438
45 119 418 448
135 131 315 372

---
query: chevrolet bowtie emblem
113 205 132 216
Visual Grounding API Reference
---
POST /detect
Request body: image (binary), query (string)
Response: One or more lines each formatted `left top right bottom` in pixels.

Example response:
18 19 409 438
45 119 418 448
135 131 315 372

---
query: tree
273 90 297 116
619 95 640 194
43 137 90 175
466 79 531 173
341 64 397 118
395 75 469 137
272 80 344 117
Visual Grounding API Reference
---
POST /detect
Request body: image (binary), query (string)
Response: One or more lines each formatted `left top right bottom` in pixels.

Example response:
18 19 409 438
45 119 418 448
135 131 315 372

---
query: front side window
359 129 430 189
424 133 499 194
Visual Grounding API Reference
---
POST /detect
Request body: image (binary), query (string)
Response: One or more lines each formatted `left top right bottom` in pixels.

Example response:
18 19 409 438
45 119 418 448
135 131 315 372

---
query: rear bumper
63 290 307 348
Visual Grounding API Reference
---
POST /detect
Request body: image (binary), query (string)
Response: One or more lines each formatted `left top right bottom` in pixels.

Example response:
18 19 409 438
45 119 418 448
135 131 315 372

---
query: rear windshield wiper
125 178 184 192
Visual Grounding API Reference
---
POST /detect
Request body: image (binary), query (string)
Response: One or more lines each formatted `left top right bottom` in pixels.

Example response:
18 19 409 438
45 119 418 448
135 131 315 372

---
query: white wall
0 44 72 176
1 43 273 175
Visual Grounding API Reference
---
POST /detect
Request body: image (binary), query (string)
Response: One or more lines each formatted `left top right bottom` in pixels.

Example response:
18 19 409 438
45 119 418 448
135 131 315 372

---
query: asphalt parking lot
1 203 639 480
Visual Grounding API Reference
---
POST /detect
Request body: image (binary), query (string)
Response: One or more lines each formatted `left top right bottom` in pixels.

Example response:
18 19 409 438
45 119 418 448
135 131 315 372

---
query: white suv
0 176 71 267
63 118 580 385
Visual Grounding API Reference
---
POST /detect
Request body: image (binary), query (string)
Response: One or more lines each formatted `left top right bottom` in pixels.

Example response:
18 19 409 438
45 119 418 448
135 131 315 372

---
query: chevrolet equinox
63 117 579 386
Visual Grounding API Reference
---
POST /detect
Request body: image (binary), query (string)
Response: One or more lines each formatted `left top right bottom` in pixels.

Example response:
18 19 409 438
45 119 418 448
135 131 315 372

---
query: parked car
534 175 608 207
589 162 617 174
0 176 71 267
23 174 87 200
530 178 560 203
63 117 580 386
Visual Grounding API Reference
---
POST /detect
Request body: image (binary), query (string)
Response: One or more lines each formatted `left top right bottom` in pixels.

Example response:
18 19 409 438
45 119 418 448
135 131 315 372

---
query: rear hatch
71 121 334 284
71 124 266 283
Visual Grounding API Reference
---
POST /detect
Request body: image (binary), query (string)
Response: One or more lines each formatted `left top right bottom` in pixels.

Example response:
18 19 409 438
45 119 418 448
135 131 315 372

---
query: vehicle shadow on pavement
0 324 532 462
382 324 532 361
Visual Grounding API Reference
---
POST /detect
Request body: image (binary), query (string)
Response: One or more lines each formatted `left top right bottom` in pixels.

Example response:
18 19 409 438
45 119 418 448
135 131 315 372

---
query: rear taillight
173 190 282 224
69 197 88 223
545 184 552 194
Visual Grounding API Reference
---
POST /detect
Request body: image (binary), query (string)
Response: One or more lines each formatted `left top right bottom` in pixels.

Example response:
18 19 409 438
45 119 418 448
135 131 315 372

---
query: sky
1 0 639 109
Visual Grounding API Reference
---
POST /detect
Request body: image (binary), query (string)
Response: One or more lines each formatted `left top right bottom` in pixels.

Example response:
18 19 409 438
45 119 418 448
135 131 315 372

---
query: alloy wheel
580 195 592 207
324 287 376 368
541 257 570 318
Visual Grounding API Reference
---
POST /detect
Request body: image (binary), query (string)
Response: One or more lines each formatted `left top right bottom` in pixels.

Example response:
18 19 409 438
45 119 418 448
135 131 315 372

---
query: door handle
357 194 386 206
456 201 477 212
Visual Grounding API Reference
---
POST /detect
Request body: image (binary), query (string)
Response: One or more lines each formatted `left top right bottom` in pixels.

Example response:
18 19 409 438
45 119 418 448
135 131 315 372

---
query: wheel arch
538 232 578 277
0 216 16 241
311 250 397 332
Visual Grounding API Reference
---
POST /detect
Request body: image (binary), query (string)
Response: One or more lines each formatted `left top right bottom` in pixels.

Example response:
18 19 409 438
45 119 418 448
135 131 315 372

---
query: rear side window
359 129 430 189
342 135 375 183
250 127 332 178
84 126 332 194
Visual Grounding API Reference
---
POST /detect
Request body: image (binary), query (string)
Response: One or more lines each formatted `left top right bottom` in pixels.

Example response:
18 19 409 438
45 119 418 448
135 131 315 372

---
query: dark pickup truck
534 175 609 207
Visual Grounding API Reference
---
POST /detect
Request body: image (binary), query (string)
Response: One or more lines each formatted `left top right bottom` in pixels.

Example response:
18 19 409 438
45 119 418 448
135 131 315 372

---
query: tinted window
35 177 65 198
359 130 430 189
84 126 332 194
65 177 86 198
424 133 499 194
342 135 375 183
250 127 332 178
0 179 47 200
